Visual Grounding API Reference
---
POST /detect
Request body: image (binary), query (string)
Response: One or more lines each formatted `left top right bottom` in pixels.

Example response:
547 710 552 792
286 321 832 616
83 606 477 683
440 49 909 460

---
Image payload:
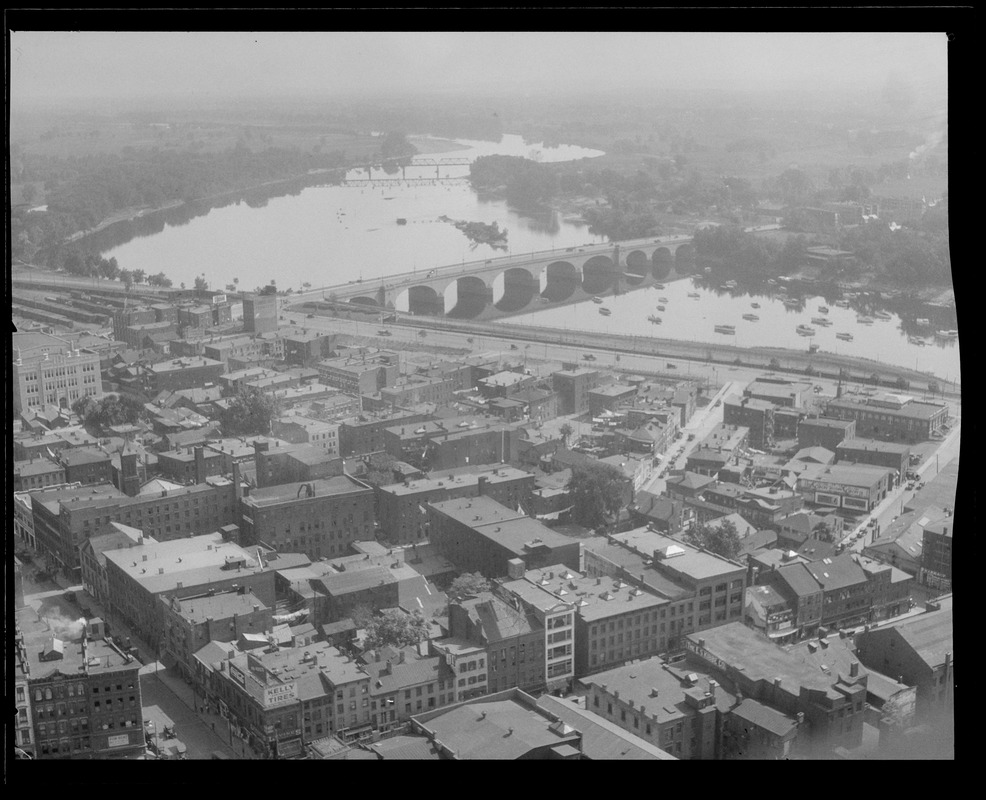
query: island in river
439 216 509 248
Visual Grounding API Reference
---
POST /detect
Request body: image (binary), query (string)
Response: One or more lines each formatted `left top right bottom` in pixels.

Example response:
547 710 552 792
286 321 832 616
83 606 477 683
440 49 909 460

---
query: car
377 330 392 336
306 313 315 319
510 344 518 350
583 354 596 361
666 362 677 369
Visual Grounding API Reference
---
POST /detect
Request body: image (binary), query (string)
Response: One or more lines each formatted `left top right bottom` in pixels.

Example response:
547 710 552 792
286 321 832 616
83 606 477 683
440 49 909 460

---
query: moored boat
648 315 662 324
688 292 701 298
874 310 892 320
592 296 604 304
751 302 760 308
836 332 854 341
857 316 874 324
599 307 611 316
796 324 816 335
742 313 759 321
819 306 829 313
654 283 666 290
657 305 666 312
714 324 736 335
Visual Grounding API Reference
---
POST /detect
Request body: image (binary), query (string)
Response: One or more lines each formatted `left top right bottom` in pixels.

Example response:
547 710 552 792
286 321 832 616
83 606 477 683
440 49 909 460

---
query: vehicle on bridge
583 353 596 361
377 329 392 336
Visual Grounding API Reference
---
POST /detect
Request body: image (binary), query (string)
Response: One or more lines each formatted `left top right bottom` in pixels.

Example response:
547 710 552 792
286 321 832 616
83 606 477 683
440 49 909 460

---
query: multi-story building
239 475 375 560
242 292 279 334
282 330 336 366
79 523 152 608
552 367 601 416
252 440 344 488
579 656 731 759
14 456 67 491
446 592 546 695
103 531 296 648
427 495 582 579
161 590 273 681
362 644 457 734
588 383 637 416
684 623 868 755
144 356 226 394
582 527 747 652
853 597 953 722
743 377 811 409
58 446 113 486
13 332 101 416
795 463 896 513
17 611 144 760
430 639 490 703
519 565 669 676
339 410 432 457
920 518 953 591
156 446 224 484
797 417 856 450
272 416 340 457
215 639 371 757
823 394 949 442
367 375 459 410
375 465 534 545
835 438 911 478
317 351 399 396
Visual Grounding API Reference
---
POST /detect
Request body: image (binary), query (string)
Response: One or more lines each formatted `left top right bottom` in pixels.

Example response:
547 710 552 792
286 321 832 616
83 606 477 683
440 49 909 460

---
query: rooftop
731 698 799 738
169 590 268 623
611 527 744 582
242 475 368 508
523 566 667 622
381 465 530 496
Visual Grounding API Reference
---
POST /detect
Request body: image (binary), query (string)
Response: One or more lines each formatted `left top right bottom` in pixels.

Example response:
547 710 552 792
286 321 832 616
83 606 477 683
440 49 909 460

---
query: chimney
850 661 860 678
708 680 717 698
477 475 487 497
232 460 243 501
194 446 206 484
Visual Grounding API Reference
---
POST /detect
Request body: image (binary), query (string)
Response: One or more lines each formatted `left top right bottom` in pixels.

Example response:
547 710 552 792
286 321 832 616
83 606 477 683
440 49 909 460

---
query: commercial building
58 446 113 486
823 394 949 442
836 438 911 477
477 370 537 399
79 523 153 608
743 377 811 409
239 475 375 560
552 367 601 416
407 689 583 759
317 351 399 396
362 644 457 734
144 356 226 394
214 639 371 757
446 592 547 695
520 565 669 676
157 446 224 484
13 332 101 416
243 292 279 334
375 465 534 545
920 518 953 591
103 531 295 647
17 612 144 760
588 383 637 416
339 410 432 458
853 597 953 721
272 415 340 457
795 463 895 513
14 456 66 491
579 657 731 759
797 417 857 450
161 590 273 681
427 495 582 579
252 440 344 488
582 528 747 652
684 623 868 755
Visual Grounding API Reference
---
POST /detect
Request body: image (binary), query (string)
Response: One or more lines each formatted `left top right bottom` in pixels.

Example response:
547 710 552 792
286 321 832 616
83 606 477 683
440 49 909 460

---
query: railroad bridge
329 236 696 321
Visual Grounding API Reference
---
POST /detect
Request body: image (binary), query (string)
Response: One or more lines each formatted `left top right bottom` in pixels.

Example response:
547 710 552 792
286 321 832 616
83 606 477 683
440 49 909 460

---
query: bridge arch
582 255 618 295
540 261 579 302
444 276 489 319
624 250 649 285
349 296 380 307
494 267 539 312
396 285 444 316
674 243 696 275
652 247 673 280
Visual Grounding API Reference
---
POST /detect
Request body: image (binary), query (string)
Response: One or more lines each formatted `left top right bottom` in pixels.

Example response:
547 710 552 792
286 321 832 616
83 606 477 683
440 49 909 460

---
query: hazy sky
10 31 947 103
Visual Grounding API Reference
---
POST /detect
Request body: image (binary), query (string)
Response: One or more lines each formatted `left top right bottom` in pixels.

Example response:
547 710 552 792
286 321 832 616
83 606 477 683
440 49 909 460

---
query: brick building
823 394 949 442
13 332 101 416
144 356 226 394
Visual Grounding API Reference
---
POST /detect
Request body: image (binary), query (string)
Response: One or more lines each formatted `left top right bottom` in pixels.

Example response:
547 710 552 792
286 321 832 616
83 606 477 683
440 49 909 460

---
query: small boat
722 280 737 290
811 317 832 326
935 329 958 339
819 306 829 313
599 307 611 316
836 332 854 341
688 292 701 298
916 318 930 326
648 315 662 324
657 305 666 312
396 218 408 225
835 300 850 308
714 324 736 335
908 337 926 346
796 325 816 335
874 310 892 320
784 299 801 308
766 279 777 286
751 302 760 309
659 297 669 303
742 313 759 321
654 283 666 290
592 297 604 304
857 316 874 325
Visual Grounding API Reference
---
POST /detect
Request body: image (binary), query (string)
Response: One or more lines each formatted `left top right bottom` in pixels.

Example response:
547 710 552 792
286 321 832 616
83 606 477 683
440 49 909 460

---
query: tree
194 275 209 291
448 572 492 601
559 423 574 446
812 521 836 544
684 519 742 560
567 461 627 531
361 452 399 485
219 389 278 436
131 268 146 284
362 608 429 651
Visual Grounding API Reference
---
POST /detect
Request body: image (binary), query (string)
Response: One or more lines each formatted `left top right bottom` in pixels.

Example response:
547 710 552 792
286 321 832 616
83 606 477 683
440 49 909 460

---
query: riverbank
408 135 473 155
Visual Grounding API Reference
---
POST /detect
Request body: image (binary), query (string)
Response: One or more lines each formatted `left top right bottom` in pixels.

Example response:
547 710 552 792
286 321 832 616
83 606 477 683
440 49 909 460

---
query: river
101 133 607 294
506 277 960 382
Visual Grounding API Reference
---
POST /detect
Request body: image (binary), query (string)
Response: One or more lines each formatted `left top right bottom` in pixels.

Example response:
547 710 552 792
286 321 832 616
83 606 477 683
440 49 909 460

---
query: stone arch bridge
319 236 696 321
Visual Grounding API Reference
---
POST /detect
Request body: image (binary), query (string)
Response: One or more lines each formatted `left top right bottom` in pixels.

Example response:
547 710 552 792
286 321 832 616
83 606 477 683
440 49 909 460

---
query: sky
9 32 948 104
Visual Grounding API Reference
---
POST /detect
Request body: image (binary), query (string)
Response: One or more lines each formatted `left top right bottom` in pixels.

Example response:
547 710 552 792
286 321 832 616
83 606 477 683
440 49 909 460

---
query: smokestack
477 475 487 497
233 460 243 502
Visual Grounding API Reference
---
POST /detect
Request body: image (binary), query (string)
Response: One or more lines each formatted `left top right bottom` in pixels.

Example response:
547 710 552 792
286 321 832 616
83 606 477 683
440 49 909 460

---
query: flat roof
611 527 744 582
580 538 693 601
381 466 530 496
243 475 367 508
523 566 667 621
796 462 896 488
148 356 224 373
837 439 911 455
825 397 947 421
